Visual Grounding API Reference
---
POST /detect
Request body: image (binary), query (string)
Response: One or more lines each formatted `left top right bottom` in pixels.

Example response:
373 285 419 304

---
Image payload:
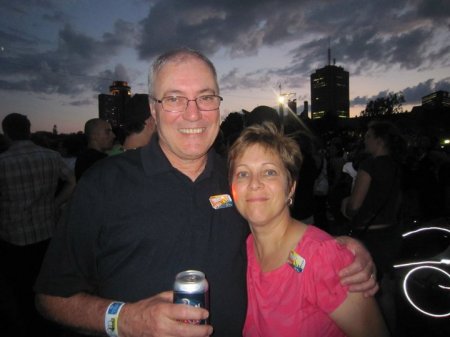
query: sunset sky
0 0 449 133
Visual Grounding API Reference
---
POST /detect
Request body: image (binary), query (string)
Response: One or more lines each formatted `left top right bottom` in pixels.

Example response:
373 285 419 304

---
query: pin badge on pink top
288 250 306 272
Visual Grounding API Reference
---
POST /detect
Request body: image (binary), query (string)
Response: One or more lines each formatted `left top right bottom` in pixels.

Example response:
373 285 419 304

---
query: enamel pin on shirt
288 250 306 272
209 194 233 209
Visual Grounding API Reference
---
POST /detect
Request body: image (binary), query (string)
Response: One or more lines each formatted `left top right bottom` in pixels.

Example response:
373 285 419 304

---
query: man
121 94 155 151
75 118 115 181
0 113 76 336
35 49 377 337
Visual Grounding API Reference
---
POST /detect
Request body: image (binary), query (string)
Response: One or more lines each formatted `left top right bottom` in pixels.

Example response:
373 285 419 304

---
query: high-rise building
99 81 132 128
109 81 131 96
422 90 450 109
310 49 349 119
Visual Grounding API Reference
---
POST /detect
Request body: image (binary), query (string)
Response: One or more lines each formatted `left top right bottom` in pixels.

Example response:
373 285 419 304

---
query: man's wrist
105 302 125 337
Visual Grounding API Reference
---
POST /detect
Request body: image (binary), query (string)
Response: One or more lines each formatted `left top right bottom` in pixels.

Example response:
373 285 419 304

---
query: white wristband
105 302 125 337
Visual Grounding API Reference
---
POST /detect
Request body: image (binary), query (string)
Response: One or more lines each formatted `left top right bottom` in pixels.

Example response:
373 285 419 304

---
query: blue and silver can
173 270 209 324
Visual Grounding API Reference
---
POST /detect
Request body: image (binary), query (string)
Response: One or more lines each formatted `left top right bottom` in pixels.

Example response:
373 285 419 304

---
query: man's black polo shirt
36 136 249 337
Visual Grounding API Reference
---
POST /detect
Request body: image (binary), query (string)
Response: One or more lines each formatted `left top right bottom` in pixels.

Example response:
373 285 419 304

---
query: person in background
341 120 406 334
121 94 155 151
291 131 321 224
34 48 378 337
0 132 10 153
74 118 115 181
228 122 388 337
0 113 76 337
341 121 405 275
56 134 84 172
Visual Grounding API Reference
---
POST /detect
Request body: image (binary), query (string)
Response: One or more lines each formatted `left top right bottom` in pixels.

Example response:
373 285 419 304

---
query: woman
228 123 389 337
341 121 405 275
340 121 405 334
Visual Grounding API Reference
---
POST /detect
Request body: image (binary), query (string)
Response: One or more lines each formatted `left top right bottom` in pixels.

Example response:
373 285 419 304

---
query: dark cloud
68 98 94 107
284 4 448 76
0 0 448 101
136 0 450 93
0 23 134 95
351 77 450 106
42 10 69 23
402 79 436 103
351 90 392 107
220 68 272 91
0 26 44 55
402 77 450 103
137 0 308 59
417 0 450 19
435 78 450 91
102 20 137 49
351 96 369 106
0 0 59 14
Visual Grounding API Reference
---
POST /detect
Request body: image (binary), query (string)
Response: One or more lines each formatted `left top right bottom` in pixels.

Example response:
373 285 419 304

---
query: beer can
173 270 209 324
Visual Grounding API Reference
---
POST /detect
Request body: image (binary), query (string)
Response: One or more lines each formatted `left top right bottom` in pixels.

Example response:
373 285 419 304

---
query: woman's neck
251 217 306 272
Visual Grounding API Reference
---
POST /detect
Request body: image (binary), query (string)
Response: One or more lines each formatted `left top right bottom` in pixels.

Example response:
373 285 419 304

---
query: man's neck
87 143 104 153
164 151 208 182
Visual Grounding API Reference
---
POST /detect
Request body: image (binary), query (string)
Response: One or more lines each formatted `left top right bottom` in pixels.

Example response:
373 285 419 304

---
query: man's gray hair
148 47 219 98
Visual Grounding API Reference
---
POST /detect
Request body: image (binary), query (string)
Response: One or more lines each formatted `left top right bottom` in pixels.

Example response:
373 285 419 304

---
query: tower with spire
310 46 349 119
98 81 132 128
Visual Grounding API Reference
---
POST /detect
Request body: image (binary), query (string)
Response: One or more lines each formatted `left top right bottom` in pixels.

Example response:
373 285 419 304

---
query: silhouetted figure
75 118 115 181
245 105 282 130
0 113 75 337
412 137 443 219
341 120 406 335
220 111 245 152
0 133 9 153
291 132 321 224
122 94 155 151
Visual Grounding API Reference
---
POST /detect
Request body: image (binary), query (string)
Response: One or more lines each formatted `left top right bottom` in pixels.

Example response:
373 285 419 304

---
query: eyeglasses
154 95 223 113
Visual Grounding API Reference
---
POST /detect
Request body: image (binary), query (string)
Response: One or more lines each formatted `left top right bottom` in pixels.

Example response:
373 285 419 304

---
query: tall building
99 81 132 128
310 49 349 119
422 90 450 110
109 81 131 96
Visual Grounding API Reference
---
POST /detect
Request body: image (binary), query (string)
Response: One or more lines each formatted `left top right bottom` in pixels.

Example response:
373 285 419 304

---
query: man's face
150 57 220 163
96 121 115 151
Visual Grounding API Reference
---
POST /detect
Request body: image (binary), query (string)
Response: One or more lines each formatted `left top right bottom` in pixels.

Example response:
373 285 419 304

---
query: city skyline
0 0 449 134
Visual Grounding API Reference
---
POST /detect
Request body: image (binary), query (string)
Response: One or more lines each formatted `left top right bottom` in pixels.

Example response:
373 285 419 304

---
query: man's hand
336 236 379 297
119 291 213 337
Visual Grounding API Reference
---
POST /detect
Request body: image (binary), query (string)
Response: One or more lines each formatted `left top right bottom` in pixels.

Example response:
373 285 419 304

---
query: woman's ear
289 180 297 199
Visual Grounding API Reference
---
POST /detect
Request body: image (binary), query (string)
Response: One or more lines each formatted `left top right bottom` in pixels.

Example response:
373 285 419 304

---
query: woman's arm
330 292 390 337
344 170 371 218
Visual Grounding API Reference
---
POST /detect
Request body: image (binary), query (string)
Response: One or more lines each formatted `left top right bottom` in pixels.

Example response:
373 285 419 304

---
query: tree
360 92 405 117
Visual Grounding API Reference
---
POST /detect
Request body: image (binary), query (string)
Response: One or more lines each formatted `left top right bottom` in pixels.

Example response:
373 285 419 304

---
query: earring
288 197 293 206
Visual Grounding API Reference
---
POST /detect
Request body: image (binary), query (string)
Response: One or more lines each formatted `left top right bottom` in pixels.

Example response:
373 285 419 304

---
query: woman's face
230 144 294 227
364 128 380 155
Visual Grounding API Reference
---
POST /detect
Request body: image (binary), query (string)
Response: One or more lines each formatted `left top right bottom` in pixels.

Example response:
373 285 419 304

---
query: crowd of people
1 47 449 337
